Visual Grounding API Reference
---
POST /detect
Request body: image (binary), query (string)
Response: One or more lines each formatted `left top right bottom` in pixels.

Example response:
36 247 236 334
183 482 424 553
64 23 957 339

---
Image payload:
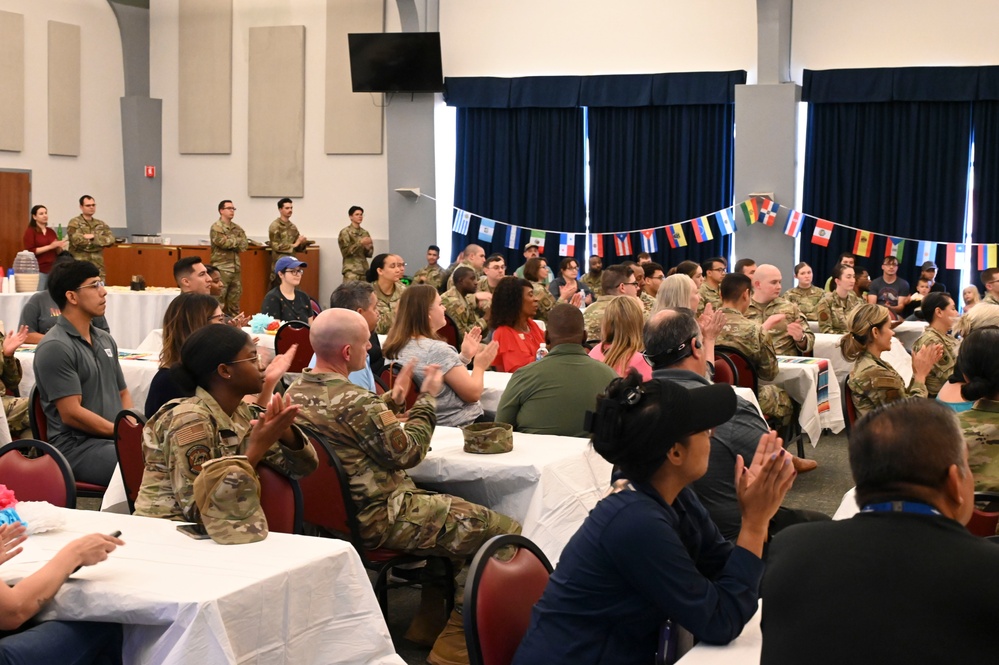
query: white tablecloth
0 288 178 350
809 319 926 352
676 604 762 664
0 508 403 665
813 333 913 386
765 358 845 446
409 426 612 564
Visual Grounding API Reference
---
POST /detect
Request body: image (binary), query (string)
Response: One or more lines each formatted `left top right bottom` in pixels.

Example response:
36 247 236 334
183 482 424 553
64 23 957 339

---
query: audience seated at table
911 292 959 398
487 277 545 373
588 296 652 380
35 260 132 486
513 373 794 665
383 285 498 426
172 256 213 295
548 257 593 305
134 324 317 525
0 523 124 664
645 308 822 543
938 303 999 410
18 262 110 344
0 325 30 438
440 266 487 339
956 327 999 492
653 273 701 313
583 266 640 341
815 263 864 333
496 304 617 437
22 204 68 291
310 280 385 391
367 253 407 335
288 309 520 664
476 253 506 297
523 257 568 323
746 264 814 356
785 261 824 321
762 399 999 664
260 257 314 324
843 303 941 419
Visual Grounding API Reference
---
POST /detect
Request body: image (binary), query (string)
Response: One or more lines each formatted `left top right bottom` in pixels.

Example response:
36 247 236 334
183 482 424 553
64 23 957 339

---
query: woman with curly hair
489 276 544 373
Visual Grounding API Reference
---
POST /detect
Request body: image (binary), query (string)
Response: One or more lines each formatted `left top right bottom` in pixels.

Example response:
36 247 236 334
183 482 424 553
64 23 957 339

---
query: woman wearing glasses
260 256 314 324
134 324 316 525
548 257 594 305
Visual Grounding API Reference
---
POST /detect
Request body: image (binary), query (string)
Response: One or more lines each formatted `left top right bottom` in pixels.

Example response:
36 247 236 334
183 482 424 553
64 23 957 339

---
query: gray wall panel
247 25 305 197
120 96 161 235
178 0 231 154
0 12 24 153
325 0 383 155
48 21 81 157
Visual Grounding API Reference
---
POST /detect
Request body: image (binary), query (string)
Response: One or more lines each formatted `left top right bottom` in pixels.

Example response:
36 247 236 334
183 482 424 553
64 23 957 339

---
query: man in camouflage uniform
981 268 999 306
640 262 664 314
210 199 249 316
413 245 445 291
581 255 603 297
583 265 639 341
288 309 520 663
268 198 308 284
444 243 486 291
441 267 487 340
475 253 506 310
746 264 814 357
716 273 793 426
67 195 115 280
961 398 999 492
697 257 726 316
338 205 373 282
0 326 29 437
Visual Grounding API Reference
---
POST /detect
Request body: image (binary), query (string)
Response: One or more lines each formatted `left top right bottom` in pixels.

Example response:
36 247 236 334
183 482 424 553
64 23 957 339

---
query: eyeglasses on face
283 269 305 275
75 280 105 291
226 352 260 366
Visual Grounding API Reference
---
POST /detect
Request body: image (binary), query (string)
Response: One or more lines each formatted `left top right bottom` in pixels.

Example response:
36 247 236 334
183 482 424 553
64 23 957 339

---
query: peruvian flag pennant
614 233 634 257
811 219 834 247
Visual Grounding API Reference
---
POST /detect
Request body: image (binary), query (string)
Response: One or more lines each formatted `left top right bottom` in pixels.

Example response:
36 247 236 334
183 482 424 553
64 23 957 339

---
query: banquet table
0 287 178 350
812 333 913 386
765 357 845 446
675 605 762 664
0 508 403 665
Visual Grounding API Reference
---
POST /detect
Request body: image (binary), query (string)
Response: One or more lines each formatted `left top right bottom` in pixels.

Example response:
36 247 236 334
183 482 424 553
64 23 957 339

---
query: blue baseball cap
275 256 307 274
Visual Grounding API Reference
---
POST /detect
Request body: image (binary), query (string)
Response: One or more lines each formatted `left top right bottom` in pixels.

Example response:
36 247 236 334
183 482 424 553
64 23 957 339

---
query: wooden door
0 171 30 273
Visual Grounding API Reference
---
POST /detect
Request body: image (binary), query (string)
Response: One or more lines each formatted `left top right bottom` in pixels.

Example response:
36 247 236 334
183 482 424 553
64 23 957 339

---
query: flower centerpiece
0 485 27 527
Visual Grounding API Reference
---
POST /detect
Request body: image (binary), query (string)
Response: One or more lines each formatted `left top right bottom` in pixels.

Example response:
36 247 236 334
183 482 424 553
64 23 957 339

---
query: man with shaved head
496 304 618 437
287 309 521 663
746 264 814 356
444 243 487 291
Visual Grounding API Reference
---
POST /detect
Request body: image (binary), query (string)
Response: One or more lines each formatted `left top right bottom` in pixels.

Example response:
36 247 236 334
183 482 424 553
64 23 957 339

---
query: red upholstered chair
842 382 859 431
440 313 461 350
0 439 77 508
113 409 147 513
297 426 454 616
274 321 314 373
712 354 739 386
715 347 758 394
463 534 553 665
379 364 420 410
968 491 999 538
256 464 303 535
30 387 106 500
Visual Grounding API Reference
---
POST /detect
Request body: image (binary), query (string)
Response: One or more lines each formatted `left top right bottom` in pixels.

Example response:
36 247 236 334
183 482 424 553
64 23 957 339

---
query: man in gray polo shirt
35 260 132 485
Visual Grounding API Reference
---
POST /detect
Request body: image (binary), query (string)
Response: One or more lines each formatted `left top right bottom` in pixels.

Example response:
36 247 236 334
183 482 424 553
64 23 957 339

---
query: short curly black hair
489 276 532 329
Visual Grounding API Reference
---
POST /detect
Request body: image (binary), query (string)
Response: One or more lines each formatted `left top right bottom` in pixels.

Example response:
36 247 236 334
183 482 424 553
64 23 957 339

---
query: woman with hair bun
367 252 407 334
956 327 999 490
842 303 942 418
786 262 824 321
910 292 959 398
134 324 317 525
513 372 796 665
815 263 863 334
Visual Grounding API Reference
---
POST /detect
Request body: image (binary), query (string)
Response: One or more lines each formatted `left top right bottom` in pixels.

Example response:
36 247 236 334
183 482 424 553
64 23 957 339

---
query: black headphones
642 336 702 369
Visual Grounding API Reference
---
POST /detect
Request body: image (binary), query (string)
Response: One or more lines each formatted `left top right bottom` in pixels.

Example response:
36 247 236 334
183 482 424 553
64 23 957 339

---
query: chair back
712 354 739 386
440 313 460 350
274 321 314 372
0 440 76 508
379 364 419 410
715 346 758 393
464 534 554 665
968 491 999 538
29 386 47 441
297 427 368 551
842 382 859 430
256 464 303 535
310 298 323 317
114 409 148 513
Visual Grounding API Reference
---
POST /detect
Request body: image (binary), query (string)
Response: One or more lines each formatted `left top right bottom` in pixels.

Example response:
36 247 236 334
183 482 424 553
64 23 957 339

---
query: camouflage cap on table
192 455 268 544
462 422 514 454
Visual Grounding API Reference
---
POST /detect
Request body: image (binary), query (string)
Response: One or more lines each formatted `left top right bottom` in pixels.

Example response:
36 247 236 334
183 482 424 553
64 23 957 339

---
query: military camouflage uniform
847 350 927 420
67 215 115 280
640 291 656 315
210 218 249 316
133 387 318 525
441 286 486 339
445 261 483 291
717 306 792 425
746 296 814 356
338 224 373 282
268 217 302 272
477 276 498 294
581 272 603 297
413 264 444 291
960 399 999 493
911 326 958 398
287 370 520 604
583 295 618 342
786 285 826 322
374 282 406 335
816 291 865 334
985 292 999 306
0 333 27 436
697 282 722 316
531 281 557 323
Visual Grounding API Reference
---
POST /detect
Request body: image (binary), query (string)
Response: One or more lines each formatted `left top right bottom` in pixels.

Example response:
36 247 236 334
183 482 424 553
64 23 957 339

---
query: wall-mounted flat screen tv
348 32 444 93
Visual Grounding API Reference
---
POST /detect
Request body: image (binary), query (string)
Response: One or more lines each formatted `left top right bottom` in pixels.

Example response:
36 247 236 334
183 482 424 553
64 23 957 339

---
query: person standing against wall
210 200 249 316
67 195 115 281
338 205 373 283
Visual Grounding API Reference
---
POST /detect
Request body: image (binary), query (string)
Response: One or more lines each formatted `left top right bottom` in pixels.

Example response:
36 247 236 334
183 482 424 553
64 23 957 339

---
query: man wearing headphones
643 308 827 544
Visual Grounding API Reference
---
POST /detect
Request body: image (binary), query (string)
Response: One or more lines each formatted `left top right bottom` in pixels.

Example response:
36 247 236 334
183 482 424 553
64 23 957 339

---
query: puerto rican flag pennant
715 209 737 236
811 218 834 247
853 230 874 257
978 244 998 270
452 209 471 235
946 243 967 270
558 233 575 256
667 224 687 249
477 218 495 243
783 210 803 238
916 241 937 266
640 229 658 253
589 234 604 258
505 225 520 250
759 199 780 226
885 237 905 262
740 198 759 226
692 216 714 243
614 233 634 257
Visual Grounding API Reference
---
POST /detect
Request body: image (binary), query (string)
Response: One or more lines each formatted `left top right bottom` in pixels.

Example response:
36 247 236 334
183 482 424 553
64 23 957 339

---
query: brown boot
404 583 449 647
426 609 468 665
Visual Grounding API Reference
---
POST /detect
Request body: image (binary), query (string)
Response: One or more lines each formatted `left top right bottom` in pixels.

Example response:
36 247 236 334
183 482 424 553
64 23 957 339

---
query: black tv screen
348 33 444 93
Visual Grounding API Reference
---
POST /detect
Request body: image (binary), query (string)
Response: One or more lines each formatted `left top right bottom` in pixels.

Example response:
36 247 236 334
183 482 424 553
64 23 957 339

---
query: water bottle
534 343 548 362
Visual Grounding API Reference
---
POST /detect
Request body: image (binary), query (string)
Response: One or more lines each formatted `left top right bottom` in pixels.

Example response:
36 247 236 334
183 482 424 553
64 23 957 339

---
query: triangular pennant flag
978 244 997 270
885 237 905 262
740 199 759 226
452 209 471 235
760 200 780 227
558 233 575 256
715 209 737 236
666 224 687 249
784 210 803 237
692 216 714 243
505 225 520 250
529 229 546 251
478 219 495 243
916 241 937 266
811 218 834 247
946 243 968 270
640 229 658 253
852 230 873 258
589 234 604 258
614 233 633 257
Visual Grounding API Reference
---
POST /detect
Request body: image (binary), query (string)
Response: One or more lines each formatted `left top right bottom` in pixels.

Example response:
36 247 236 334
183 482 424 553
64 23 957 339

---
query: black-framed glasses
75 280 105 291
283 269 305 275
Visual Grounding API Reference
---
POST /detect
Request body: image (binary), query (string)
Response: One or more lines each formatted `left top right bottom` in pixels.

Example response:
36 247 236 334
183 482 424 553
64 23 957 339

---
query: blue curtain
973 101 999 258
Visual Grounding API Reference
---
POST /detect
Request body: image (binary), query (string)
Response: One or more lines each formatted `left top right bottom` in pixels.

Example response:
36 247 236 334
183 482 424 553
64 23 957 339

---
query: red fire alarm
145 166 156 178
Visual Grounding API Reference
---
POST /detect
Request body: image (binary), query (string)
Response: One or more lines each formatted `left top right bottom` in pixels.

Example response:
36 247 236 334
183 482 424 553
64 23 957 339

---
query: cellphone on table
176 524 211 540
71 530 122 574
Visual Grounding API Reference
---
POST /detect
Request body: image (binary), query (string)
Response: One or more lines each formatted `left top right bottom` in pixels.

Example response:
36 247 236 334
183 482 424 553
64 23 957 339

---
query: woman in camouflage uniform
368 253 407 335
816 264 864 334
956 328 999 491
911 292 960 398
786 262 825 322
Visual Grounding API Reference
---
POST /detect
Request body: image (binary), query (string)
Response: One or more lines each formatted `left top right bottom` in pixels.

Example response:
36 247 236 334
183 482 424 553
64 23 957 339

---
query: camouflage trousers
759 385 793 427
72 252 106 282
3 395 28 436
217 266 242 317
341 269 367 283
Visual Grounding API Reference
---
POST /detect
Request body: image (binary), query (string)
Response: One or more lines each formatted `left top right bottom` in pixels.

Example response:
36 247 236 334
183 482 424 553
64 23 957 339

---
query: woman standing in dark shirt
22 205 68 290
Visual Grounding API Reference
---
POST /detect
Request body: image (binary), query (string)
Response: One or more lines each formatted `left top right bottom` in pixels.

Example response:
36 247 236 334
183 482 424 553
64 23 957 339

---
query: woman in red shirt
490 276 544 373
23 205 67 289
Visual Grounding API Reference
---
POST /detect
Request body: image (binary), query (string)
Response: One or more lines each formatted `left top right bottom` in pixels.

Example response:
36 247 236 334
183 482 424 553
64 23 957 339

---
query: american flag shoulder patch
375 410 399 430
175 423 208 447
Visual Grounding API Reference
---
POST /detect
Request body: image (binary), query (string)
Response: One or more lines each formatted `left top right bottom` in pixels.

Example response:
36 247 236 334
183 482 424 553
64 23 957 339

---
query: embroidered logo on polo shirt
105 348 113 357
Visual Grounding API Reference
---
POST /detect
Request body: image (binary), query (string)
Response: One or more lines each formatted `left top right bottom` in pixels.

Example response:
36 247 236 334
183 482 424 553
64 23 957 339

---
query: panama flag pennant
477 218 495 243
852 230 874 257
740 199 759 226
590 234 604 258
916 241 937 266
811 218 834 247
452 209 471 235
759 199 779 226
666 224 687 249
978 244 998 270
614 233 634 257
946 243 968 270
783 210 803 237
558 233 575 256
528 230 546 251
692 216 714 243
640 229 658 253
885 237 906 262
715 209 737 236
505 225 520 250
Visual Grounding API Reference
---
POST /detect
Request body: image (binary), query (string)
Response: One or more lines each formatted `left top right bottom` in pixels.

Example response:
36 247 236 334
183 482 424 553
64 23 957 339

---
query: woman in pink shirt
589 296 652 380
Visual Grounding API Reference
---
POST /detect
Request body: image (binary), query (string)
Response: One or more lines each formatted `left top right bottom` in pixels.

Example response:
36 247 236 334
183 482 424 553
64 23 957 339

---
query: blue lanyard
861 501 941 516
